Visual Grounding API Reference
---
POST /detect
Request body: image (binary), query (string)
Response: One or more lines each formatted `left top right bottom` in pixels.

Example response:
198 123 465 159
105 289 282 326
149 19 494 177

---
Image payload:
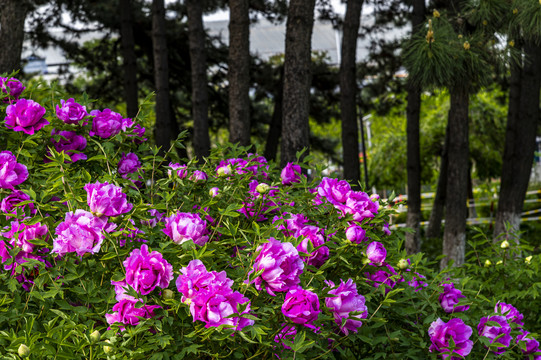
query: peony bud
103 340 113 354
209 187 219 198
397 259 409 270
525 256 532 264
162 289 174 300
501 240 509 249
496 260 503 265
90 330 100 343
484 259 492 267
463 41 470 50
256 183 270 194
433 9 440 17
18 344 30 358
217 164 232 177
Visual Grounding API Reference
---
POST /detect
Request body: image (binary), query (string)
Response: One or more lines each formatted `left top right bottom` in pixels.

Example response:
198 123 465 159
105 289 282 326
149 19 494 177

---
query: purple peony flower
162 212 210 246
0 190 35 216
345 223 367 243
274 324 297 351
0 151 28 189
52 209 108 256
0 77 25 100
84 181 133 217
140 208 165 228
478 315 512 355
281 163 302 185
48 129 87 162
429 318 473 359
89 109 124 138
366 241 387 266
117 152 141 178
317 177 351 205
209 187 219 197
2 220 48 253
5 99 49 135
216 164 232 177
337 190 379 222
517 330 541 359
168 162 187 178
439 283 469 313
124 244 173 295
55 98 88 124
365 264 401 294
105 298 161 329
494 302 524 326
111 280 137 302
273 213 311 238
383 222 391 235
248 238 304 296
190 289 253 331
296 226 329 268
176 259 233 302
408 272 428 292
325 279 368 335
281 288 320 326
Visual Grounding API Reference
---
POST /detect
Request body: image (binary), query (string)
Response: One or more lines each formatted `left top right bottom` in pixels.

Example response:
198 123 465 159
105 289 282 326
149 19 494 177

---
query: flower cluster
162 212 210 245
176 259 253 330
52 210 108 256
325 279 368 335
124 244 173 295
85 181 133 217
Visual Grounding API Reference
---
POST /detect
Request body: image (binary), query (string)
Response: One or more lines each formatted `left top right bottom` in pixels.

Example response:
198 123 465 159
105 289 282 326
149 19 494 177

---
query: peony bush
0 75 540 359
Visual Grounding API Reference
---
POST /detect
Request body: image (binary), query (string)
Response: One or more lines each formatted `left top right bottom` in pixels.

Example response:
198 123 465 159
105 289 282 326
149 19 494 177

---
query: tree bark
264 66 284 162
0 0 30 74
120 0 139 119
340 0 363 186
280 0 316 167
187 0 211 161
426 124 449 239
494 43 541 239
405 0 426 255
228 0 251 147
152 0 178 155
441 86 469 269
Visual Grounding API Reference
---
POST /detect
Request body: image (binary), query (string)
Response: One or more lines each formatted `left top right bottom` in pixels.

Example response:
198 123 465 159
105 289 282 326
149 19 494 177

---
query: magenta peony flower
273 213 311 238
439 283 469 313
0 77 25 100
190 289 253 331
317 177 351 205
366 241 386 266
162 212 210 246
176 259 232 302
2 220 48 253
0 190 35 216
111 280 137 302
274 324 297 351
117 152 141 178
105 298 161 329
84 181 133 217
168 162 187 178
345 223 367 243
478 315 512 355
337 190 379 222
5 99 49 135
296 226 329 268
209 187 219 197
0 151 28 189
89 109 124 138
494 302 524 326
325 279 368 335
517 330 541 359
52 209 108 256
248 238 304 296
281 163 302 185
429 318 473 359
140 208 165 228
55 98 88 124
123 244 173 295
365 264 401 294
48 129 87 162
408 273 428 292
281 288 320 326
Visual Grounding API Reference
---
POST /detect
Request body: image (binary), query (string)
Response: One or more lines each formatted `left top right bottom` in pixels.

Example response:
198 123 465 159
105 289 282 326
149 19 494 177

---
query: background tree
187 0 211 160
228 0 251 147
0 0 33 74
120 0 139 119
339 0 364 187
280 0 317 167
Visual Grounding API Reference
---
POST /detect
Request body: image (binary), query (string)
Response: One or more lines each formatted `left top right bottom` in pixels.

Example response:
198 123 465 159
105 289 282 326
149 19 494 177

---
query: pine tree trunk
340 0 363 186
405 0 426 254
120 0 139 119
426 125 449 239
228 0 251 147
441 87 469 269
0 0 30 74
494 43 541 239
152 0 178 154
264 67 284 162
280 0 316 167
187 0 211 161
